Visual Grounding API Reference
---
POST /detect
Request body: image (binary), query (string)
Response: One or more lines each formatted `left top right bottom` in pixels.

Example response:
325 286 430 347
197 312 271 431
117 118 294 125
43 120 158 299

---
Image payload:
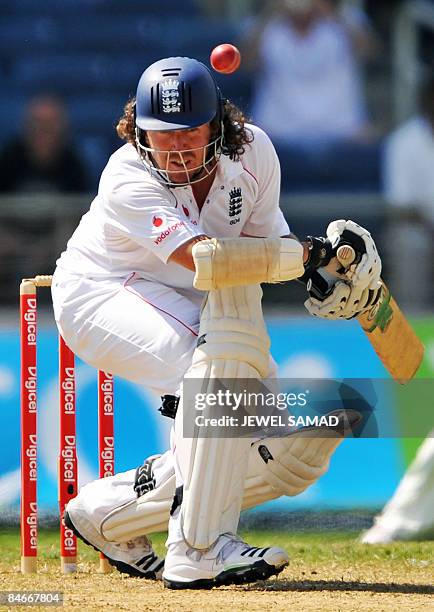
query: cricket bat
336 245 424 383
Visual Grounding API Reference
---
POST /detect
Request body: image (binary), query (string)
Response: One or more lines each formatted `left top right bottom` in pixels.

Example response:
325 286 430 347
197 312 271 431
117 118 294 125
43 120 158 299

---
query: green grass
1 527 432 569
1 528 432 611
0 527 167 566
242 529 434 564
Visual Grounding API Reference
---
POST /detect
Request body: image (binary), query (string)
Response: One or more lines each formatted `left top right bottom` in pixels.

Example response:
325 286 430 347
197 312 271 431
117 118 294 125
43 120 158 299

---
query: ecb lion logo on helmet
161 79 181 114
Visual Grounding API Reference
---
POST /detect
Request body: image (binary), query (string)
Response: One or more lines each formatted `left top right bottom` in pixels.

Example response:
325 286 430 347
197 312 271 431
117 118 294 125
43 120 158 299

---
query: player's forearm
168 235 210 271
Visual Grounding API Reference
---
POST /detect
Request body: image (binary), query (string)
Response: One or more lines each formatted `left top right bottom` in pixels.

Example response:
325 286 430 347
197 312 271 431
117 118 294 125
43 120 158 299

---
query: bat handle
336 244 357 269
306 244 358 302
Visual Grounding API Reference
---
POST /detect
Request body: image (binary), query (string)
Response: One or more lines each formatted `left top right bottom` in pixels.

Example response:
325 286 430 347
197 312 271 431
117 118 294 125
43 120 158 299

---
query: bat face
334 245 424 383
358 281 424 382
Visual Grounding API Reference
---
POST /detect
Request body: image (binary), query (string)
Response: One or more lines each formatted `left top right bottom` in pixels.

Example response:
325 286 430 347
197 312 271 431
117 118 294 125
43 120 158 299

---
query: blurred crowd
242 0 376 143
0 96 90 301
0 0 433 308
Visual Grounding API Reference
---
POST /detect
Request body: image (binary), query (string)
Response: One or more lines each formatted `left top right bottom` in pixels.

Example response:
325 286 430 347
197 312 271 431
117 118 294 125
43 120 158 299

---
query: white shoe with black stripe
163 533 288 589
64 501 164 579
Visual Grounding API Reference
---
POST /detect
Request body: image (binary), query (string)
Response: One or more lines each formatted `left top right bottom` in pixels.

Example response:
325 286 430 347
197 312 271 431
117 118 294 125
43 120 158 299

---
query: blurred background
0 0 433 528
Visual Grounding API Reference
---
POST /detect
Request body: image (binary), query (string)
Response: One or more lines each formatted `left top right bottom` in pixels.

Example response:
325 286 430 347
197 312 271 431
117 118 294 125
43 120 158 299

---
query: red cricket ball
210 43 241 74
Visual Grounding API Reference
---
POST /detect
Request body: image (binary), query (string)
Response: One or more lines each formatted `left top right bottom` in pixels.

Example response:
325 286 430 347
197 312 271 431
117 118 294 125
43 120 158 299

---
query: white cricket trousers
51 270 203 396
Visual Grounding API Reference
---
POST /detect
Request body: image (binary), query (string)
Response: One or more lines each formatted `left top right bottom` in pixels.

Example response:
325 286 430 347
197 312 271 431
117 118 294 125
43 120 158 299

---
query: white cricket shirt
55 124 290 289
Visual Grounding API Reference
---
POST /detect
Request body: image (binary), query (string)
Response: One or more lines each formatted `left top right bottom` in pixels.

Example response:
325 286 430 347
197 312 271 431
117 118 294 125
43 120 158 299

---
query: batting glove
304 273 382 320
326 219 382 291
302 235 335 276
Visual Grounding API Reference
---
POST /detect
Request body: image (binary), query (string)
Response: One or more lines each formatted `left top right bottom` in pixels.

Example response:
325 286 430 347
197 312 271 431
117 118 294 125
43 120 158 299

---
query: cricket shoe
163 533 289 589
64 497 164 579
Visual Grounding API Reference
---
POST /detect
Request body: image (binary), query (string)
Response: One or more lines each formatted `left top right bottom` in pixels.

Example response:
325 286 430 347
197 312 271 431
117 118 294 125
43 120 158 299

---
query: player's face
146 123 213 184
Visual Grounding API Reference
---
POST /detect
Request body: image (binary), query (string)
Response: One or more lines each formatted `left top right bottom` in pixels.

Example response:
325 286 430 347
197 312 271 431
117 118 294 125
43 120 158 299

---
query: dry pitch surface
0 529 433 611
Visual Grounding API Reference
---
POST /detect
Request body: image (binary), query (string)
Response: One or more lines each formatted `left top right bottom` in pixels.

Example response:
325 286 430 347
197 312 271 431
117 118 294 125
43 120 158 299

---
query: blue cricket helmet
135 57 222 131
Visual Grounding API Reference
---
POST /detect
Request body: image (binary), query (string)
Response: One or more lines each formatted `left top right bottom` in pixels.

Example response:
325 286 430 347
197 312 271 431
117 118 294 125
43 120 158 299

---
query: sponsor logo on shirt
229 187 242 225
152 215 164 228
154 221 186 245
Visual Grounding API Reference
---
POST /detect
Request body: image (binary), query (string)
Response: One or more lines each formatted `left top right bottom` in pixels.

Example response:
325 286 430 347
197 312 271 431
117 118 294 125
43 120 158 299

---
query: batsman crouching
54 55 380 588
